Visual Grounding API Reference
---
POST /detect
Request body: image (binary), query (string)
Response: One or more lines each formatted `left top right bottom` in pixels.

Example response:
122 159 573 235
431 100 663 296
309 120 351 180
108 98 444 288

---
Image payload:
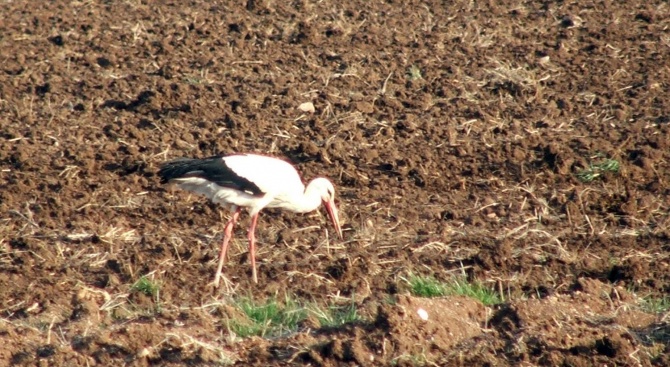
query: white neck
281 180 324 213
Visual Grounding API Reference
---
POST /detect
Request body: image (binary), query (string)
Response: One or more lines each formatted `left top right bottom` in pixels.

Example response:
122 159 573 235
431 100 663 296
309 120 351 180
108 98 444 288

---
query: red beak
324 199 343 239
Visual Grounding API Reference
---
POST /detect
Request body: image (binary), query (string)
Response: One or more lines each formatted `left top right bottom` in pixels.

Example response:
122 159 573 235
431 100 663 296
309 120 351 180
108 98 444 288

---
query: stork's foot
207 273 235 293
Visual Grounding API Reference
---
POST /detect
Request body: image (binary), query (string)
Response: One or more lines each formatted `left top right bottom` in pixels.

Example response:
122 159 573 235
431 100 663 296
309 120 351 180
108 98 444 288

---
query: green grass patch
576 155 620 182
230 297 306 338
408 275 502 306
130 276 160 298
408 275 449 298
229 297 362 338
310 301 360 328
640 295 670 314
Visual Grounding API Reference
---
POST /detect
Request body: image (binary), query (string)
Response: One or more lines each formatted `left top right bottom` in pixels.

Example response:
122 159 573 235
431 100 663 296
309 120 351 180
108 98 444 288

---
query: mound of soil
236 279 663 366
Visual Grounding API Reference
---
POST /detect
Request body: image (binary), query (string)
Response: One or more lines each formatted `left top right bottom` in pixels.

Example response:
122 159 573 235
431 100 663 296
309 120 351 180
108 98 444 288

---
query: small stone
417 308 428 320
298 102 315 113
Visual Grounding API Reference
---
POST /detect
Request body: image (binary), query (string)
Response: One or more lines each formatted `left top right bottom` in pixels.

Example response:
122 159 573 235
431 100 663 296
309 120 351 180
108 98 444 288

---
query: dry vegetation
1 0 670 366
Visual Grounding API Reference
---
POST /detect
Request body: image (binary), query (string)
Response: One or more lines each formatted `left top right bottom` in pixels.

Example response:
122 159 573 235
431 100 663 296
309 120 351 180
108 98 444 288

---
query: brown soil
1 0 669 366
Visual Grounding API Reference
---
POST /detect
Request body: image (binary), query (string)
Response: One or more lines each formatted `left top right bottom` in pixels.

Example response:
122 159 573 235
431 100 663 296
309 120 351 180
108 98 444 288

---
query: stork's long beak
324 199 343 239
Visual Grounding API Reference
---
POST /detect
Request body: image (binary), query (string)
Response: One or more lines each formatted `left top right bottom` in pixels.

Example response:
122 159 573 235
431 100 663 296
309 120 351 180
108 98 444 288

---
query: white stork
158 153 343 286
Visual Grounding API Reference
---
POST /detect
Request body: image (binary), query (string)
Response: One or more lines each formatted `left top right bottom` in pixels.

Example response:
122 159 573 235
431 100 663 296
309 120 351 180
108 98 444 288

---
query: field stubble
1 0 669 366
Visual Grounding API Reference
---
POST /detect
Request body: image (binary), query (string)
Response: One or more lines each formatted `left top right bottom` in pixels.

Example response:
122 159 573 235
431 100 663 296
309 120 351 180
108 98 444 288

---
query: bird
157 153 343 287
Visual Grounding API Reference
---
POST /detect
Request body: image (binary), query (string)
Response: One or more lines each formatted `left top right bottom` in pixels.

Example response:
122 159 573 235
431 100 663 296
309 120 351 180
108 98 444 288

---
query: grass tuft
230 297 306 338
406 65 423 80
228 296 362 338
131 276 160 298
311 301 360 328
408 275 502 306
639 296 670 314
576 156 620 182
408 275 448 298
447 277 503 306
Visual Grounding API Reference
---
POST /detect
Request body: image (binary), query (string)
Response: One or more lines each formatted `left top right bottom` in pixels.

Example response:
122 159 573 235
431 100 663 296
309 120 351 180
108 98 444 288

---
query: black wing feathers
158 155 264 196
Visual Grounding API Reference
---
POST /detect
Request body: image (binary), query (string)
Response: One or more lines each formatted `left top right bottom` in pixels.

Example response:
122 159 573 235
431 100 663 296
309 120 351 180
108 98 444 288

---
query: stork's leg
213 208 241 288
248 212 260 284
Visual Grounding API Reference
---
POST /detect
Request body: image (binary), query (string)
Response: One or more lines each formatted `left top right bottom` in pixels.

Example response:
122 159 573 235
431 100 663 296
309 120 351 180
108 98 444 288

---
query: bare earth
1 0 669 366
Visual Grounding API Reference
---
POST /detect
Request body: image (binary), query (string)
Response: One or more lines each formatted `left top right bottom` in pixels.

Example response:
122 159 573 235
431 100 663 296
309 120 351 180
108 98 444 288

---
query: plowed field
1 1 669 366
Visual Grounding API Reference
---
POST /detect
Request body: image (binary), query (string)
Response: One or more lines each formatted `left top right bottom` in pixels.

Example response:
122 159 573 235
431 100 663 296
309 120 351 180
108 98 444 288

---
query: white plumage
158 153 342 286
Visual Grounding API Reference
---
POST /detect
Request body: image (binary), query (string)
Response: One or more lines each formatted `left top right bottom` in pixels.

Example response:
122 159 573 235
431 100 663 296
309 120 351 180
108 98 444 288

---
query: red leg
213 208 241 288
248 212 260 284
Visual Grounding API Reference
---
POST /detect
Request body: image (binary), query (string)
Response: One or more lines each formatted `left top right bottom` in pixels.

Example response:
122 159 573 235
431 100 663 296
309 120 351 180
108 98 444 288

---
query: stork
158 153 343 287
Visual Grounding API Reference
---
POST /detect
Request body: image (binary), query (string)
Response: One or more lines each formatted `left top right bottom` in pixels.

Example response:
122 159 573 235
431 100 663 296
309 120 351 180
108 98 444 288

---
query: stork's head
310 177 343 239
